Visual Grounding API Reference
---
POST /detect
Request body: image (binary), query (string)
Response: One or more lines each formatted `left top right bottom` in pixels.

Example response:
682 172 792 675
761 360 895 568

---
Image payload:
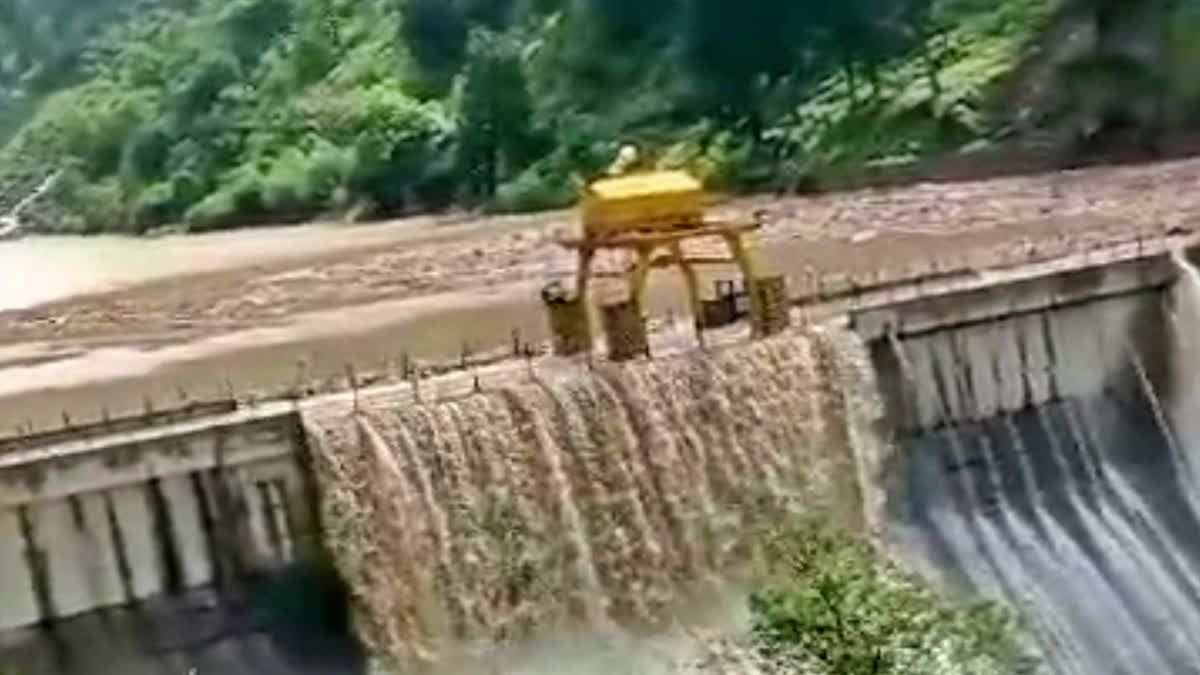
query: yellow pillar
544 248 597 357
574 248 596 303
722 232 765 337
544 292 592 356
671 241 704 346
628 245 654 308
575 248 596 351
752 274 791 336
602 298 649 362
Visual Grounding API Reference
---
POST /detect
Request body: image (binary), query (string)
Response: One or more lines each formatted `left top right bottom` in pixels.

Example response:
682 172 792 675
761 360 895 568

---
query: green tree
455 30 535 201
1059 0 1175 151
400 0 469 94
679 0 814 140
460 0 517 29
894 0 947 105
0 0 1070 232
217 0 294 67
580 0 680 46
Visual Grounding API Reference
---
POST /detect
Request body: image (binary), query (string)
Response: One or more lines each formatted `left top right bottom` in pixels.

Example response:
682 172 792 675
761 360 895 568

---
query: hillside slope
0 0 168 142
0 0 1161 235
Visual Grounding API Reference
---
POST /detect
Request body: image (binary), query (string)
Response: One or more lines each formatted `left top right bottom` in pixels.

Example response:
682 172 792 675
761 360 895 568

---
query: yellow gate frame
554 170 771 346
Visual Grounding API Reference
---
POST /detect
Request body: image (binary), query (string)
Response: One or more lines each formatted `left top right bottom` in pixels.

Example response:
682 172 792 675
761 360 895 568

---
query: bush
261 148 319 214
184 165 265 231
57 173 127 233
131 181 178 231
697 132 776 193
170 169 207 207
296 84 454 213
121 119 174 182
491 162 577 213
258 140 354 217
749 517 1030 674
184 190 239 231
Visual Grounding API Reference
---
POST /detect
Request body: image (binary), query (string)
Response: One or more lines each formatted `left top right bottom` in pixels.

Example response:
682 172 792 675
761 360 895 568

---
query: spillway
858 245 1200 675
4 237 1200 674
301 326 885 672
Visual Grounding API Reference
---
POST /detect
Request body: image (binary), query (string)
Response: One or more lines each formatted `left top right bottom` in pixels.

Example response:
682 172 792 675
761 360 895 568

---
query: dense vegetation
0 0 1188 234
748 518 1029 674
0 0 156 143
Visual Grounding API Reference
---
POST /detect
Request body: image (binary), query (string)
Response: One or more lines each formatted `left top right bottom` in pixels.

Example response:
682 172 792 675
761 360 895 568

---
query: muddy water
302 327 880 673
0 211 560 311
0 228 384 310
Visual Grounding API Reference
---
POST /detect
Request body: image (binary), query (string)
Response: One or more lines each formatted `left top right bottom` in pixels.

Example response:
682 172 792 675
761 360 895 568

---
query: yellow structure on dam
544 169 790 360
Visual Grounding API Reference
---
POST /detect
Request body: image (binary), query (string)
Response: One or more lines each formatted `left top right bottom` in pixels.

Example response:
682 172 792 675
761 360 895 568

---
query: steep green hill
0 0 1176 234
0 0 175 142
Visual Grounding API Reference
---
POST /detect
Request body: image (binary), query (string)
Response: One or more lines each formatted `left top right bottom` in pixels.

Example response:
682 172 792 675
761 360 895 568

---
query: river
0 218 497 311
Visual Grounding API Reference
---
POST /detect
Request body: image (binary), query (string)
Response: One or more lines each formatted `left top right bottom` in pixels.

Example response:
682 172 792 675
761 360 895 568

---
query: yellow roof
586 171 701 202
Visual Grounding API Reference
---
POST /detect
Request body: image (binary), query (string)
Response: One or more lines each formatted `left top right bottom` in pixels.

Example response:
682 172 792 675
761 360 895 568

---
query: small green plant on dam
749 517 1031 674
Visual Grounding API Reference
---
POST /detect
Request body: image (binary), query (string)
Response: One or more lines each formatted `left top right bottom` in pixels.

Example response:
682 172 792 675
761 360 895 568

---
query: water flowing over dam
6 238 1200 674
301 328 886 672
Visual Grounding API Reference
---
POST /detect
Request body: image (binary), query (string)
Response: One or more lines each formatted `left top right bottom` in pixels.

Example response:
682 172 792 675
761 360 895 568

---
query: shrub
184 165 264 231
491 162 577 213
749 517 1030 674
121 119 174 181
131 180 178 231
54 170 127 233
184 190 239 231
258 141 353 217
261 148 319 214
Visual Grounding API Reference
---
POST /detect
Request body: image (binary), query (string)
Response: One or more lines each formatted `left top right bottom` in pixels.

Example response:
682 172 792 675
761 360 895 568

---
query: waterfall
0 170 60 239
1169 247 1200 492
304 256 1200 675
301 328 886 673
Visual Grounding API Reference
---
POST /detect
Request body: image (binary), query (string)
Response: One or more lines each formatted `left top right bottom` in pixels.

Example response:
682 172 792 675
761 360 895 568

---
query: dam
1 234 1199 674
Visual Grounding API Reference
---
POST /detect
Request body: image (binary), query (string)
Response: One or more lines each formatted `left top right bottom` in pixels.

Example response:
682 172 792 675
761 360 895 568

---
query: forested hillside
0 0 1187 234
1 0 118 140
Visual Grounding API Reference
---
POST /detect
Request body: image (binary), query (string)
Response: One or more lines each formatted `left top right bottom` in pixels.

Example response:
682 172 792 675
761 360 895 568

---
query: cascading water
886 251 1200 675
301 327 886 673
1169 246 1200 496
304 253 1200 675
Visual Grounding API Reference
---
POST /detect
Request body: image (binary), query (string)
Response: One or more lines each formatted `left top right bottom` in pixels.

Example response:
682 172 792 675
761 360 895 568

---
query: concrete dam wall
0 406 362 674
0 237 1197 674
854 247 1200 674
